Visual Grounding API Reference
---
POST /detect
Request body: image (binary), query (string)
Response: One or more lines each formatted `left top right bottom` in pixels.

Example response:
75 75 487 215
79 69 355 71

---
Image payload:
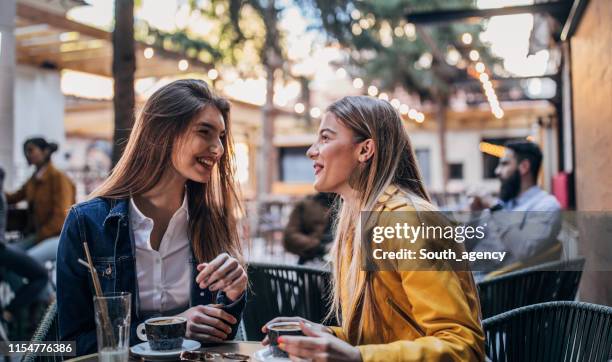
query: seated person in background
0 167 48 325
466 141 561 274
5 137 75 263
283 192 335 265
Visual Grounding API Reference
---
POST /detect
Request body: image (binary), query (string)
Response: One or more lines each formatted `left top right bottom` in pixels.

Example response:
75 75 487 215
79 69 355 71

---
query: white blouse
129 196 191 313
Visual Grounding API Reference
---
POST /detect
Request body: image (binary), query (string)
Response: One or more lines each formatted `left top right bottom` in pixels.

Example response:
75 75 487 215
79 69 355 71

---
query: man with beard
466 141 561 276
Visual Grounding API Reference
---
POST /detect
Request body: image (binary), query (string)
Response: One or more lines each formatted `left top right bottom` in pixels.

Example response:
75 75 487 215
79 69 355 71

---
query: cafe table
65 341 264 361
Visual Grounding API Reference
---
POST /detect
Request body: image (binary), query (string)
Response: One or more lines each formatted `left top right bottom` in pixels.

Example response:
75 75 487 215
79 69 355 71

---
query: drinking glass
93 292 131 362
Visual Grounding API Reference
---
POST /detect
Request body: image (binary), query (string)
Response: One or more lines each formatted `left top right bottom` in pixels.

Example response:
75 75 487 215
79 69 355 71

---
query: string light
404 23 416 40
469 50 480 61
207 68 219 80
143 47 154 59
178 59 189 71
475 62 485 73
390 98 401 109
461 33 473 45
475 65 503 119
305 71 428 125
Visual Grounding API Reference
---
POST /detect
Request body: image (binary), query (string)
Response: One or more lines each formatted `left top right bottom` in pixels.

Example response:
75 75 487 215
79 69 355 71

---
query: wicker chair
483 301 612 362
21 300 59 362
478 258 585 319
243 263 333 341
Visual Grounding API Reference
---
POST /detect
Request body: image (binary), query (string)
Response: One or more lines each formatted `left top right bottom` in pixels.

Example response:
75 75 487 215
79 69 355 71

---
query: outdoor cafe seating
19 260 612 361
478 258 585 319
483 301 612 362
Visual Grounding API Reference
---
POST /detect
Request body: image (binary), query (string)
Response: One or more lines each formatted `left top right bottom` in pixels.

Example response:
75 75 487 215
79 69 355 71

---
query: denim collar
103 198 130 227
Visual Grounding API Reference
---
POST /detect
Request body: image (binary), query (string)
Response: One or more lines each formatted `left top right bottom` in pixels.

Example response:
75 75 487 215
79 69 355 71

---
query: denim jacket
56 197 246 356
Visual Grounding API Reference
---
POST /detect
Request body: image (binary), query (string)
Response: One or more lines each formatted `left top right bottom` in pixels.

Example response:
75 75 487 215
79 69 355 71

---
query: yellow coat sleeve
356 270 484 362
329 326 348 342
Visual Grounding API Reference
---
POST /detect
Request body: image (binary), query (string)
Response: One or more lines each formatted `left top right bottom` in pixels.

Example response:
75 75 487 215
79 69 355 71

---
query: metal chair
242 263 333 341
478 258 585 319
21 301 59 362
482 301 612 362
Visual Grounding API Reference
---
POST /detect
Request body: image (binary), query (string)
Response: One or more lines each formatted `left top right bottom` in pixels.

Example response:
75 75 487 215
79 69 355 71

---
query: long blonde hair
327 96 429 344
92 79 242 263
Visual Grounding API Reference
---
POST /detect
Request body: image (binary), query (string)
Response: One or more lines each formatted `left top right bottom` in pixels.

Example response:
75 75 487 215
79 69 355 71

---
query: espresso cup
136 316 187 351
266 322 303 358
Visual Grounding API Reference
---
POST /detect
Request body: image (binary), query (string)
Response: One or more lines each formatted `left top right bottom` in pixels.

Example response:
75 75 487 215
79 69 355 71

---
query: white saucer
130 339 201 360
253 347 290 362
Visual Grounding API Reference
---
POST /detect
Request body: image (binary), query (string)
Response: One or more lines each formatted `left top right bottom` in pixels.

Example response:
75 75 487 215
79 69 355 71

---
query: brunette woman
57 80 247 355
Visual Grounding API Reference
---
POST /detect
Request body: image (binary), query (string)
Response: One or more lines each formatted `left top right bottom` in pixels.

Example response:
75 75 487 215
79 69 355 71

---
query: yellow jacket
6 163 75 242
330 185 485 362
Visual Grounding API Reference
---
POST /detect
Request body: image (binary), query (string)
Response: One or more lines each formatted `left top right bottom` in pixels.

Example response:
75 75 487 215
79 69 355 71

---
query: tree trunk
111 0 136 166
256 1 281 199
436 98 449 200
258 62 277 197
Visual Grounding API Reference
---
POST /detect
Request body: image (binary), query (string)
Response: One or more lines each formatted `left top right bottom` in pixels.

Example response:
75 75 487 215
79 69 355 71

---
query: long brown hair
327 96 429 344
92 79 242 263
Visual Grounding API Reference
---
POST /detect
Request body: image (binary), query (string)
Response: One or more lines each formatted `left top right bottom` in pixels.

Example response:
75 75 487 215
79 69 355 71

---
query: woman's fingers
202 257 238 288
192 310 233 334
281 338 325 360
199 305 237 325
189 320 228 339
281 336 326 353
223 270 247 294
195 253 229 285
300 320 322 337
209 267 242 291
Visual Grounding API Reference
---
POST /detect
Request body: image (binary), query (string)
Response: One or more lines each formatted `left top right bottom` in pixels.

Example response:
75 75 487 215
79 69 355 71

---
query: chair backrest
243 263 333 341
478 258 585 319
21 301 59 362
484 241 563 279
483 301 612 362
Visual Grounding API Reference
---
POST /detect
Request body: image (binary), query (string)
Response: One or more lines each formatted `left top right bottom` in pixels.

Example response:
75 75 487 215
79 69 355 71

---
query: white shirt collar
129 194 188 222
129 194 189 248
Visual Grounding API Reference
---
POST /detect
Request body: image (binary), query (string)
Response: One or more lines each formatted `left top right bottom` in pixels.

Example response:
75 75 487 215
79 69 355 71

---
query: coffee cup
266 322 303 358
136 316 187 351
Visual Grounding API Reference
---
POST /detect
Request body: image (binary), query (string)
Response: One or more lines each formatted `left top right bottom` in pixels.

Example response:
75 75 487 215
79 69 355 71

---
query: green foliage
298 0 498 101
139 22 223 63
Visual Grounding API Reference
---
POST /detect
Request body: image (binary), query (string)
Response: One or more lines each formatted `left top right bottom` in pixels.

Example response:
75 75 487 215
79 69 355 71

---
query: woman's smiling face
306 112 361 196
171 105 226 184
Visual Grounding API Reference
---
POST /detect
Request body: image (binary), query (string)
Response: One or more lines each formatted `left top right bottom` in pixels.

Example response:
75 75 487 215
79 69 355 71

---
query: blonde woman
263 96 484 361
57 80 247 355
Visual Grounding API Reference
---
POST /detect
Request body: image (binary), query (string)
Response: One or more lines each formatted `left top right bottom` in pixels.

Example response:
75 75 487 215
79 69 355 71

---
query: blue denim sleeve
216 291 246 340
56 208 98 356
